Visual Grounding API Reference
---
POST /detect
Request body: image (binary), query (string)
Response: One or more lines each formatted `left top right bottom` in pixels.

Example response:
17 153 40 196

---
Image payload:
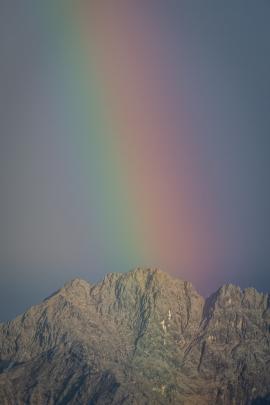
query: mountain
0 268 269 404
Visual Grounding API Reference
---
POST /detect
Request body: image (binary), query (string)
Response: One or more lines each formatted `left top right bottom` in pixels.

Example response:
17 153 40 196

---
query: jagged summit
0 268 269 404
101 267 179 284
62 277 92 293
57 267 195 299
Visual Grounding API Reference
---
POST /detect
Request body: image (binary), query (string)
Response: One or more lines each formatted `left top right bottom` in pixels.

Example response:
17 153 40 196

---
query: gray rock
0 268 269 404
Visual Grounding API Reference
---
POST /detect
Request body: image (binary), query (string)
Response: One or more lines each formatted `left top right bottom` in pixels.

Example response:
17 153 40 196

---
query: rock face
0 268 269 404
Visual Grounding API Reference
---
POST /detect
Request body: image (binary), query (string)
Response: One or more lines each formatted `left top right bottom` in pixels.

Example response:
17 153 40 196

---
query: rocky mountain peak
102 267 180 289
0 268 269 404
61 277 91 297
64 277 91 289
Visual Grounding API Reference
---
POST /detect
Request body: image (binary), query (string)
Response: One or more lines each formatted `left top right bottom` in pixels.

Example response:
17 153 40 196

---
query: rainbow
46 2 217 286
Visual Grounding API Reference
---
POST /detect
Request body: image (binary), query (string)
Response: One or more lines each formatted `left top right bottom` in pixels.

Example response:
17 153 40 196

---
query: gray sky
1 1 270 321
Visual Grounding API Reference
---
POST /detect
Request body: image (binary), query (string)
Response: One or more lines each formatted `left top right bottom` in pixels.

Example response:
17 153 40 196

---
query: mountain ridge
0 267 270 404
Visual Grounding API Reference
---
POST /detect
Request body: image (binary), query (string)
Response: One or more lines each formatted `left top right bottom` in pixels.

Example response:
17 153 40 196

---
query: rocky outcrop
0 268 269 404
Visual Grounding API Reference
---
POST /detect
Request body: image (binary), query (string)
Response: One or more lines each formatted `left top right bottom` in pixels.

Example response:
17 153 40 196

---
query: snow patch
161 319 167 333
